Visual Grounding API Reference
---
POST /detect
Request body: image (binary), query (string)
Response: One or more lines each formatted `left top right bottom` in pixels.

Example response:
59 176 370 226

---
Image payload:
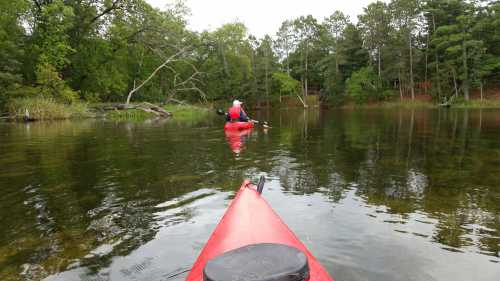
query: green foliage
36 63 78 104
274 20 294 74
0 0 28 108
346 67 381 104
272 72 300 96
35 0 75 69
338 24 370 81
1 0 500 113
198 22 254 101
381 89 397 99
320 23 370 104
358 1 392 76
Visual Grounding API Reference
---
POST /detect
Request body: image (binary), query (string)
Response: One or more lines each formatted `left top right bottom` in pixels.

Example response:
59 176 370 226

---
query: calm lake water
0 108 499 281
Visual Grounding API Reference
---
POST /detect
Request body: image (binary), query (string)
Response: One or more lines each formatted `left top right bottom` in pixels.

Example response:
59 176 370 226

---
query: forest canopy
1 0 500 109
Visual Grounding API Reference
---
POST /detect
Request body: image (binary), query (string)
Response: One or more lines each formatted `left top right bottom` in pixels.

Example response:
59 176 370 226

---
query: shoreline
2 99 500 122
1 99 212 122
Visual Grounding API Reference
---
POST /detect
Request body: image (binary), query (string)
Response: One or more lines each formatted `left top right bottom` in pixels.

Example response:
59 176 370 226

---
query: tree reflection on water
0 109 499 280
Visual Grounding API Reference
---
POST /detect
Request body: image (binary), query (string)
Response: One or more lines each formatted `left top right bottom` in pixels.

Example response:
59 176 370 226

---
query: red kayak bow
185 179 334 281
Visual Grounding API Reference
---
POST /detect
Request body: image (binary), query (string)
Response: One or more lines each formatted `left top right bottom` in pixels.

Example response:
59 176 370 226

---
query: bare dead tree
126 46 186 104
165 60 206 103
126 43 205 105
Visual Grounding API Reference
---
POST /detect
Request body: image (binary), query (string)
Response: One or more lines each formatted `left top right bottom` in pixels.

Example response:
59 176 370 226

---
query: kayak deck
185 180 333 281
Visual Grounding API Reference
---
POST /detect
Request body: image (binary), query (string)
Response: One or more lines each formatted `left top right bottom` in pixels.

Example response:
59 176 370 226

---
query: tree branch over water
126 45 205 105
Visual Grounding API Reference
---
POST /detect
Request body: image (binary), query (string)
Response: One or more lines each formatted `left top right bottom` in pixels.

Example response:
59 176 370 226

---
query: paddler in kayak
226 100 250 122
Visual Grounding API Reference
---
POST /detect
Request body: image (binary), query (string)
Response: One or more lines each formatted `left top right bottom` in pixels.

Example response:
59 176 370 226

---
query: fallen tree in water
92 102 172 118
101 103 212 122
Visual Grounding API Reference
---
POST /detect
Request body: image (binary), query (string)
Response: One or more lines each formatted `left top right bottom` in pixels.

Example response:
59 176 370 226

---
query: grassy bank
337 99 500 109
339 100 437 109
163 104 212 121
452 99 500 108
105 108 156 121
377 100 437 109
105 103 212 122
4 98 498 122
2 98 213 122
6 97 92 121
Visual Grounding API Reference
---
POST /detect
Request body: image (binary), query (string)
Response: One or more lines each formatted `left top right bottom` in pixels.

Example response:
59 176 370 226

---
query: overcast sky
146 0 379 38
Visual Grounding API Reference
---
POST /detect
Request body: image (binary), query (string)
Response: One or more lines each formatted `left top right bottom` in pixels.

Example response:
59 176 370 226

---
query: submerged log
164 98 187 105
93 102 172 118
136 102 171 117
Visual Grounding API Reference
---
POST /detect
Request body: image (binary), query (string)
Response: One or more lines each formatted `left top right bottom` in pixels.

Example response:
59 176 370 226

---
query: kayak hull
224 121 254 130
185 180 333 281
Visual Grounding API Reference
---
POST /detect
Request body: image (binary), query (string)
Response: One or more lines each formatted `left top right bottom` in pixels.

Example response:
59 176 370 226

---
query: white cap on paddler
233 100 243 107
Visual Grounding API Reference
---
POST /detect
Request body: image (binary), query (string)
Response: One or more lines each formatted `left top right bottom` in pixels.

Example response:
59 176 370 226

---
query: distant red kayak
224 121 254 130
185 179 334 281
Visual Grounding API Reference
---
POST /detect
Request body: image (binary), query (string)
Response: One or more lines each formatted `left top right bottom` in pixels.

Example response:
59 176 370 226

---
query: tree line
1 0 499 109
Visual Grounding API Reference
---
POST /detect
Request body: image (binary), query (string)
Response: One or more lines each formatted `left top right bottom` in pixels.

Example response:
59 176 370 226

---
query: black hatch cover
203 243 310 281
